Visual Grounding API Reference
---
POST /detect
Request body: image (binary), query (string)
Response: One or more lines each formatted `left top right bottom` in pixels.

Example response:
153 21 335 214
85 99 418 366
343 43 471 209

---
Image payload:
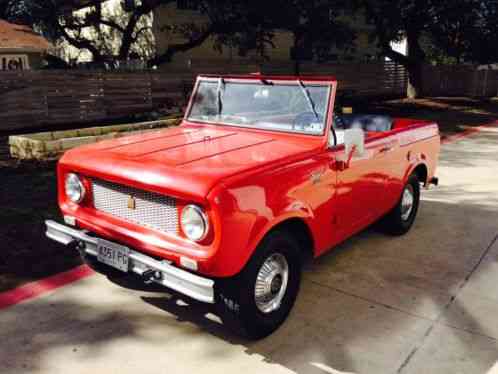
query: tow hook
142 269 162 284
429 177 439 186
67 239 82 252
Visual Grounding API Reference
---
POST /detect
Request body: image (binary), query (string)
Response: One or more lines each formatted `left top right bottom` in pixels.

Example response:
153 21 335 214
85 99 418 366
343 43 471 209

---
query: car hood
60 124 321 202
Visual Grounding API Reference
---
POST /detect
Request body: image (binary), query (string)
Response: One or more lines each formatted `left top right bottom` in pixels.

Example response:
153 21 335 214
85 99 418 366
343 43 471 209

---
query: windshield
187 79 330 135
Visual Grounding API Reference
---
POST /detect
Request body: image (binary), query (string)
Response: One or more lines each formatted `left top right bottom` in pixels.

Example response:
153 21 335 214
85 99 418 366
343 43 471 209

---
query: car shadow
133 195 498 373
4 198 495 374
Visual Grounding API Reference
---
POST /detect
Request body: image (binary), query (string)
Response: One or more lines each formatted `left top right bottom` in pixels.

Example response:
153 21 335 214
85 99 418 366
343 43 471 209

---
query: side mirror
336 128 365 170
344 128 365 157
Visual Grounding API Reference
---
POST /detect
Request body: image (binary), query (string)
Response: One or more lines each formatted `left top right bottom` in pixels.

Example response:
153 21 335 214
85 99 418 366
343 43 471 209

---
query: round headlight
181 205 209 242
65 173 85 203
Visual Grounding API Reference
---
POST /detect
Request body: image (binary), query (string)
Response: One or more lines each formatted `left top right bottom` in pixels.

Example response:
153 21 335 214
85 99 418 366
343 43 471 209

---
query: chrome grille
91 179 178 234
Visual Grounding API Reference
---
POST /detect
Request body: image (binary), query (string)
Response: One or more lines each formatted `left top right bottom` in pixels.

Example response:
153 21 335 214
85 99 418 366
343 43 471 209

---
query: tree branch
361 0 411 66
134 26 152 39
99 19 125 33
64 18 126 33
148 26 215 67
118 0 162 59
118 13 142 59
56 20 103 61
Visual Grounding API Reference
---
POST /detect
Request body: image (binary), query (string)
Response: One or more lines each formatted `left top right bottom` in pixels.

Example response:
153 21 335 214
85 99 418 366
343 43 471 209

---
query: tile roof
0 20 51 52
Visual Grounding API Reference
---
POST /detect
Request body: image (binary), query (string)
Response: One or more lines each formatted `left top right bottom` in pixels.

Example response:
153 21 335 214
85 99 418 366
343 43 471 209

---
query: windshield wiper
298 80 319 121
216 78 225 115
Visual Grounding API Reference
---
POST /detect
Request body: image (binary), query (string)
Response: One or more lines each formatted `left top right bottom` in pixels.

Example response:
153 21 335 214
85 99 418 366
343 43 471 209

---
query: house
0 20 52 70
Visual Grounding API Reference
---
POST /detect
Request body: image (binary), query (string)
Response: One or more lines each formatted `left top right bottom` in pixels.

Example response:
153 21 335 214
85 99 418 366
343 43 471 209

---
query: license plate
97 239 130 272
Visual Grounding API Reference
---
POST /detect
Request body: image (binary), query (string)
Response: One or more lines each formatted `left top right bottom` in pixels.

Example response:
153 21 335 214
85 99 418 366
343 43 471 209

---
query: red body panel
57 75 440 278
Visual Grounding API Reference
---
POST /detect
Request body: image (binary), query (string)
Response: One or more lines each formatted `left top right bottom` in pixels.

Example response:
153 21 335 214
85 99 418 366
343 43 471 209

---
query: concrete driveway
1 127 498 374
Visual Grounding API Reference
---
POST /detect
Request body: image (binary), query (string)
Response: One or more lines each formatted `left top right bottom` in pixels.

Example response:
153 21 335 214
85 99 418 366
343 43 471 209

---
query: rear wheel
216 230 302 339
382 174 420 235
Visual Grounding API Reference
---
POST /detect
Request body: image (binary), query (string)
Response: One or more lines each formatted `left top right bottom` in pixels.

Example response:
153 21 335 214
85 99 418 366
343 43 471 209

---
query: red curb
1 120 497 311
0 265 94 310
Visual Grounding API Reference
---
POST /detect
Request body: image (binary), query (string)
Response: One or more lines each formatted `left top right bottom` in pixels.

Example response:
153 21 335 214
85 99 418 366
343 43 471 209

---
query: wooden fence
1 62 496 133
186 59 498 98
261 61 409 96
0 71 190 132
421 65 498 97
0 63 407 132
181 60 409 97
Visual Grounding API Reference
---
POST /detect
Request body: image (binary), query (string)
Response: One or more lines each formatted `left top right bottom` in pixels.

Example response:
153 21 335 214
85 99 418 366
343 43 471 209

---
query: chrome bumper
45 220 215 304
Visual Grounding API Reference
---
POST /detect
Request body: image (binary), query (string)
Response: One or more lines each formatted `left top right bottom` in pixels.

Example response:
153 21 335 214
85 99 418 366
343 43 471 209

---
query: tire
215 230 302 339
382 174 420 236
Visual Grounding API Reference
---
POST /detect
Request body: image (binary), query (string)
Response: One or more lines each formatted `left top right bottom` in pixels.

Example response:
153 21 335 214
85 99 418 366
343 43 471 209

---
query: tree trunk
407 62 423 99
292 32 301 76
119 14 141 60
406 29 425 99
294 60 301 75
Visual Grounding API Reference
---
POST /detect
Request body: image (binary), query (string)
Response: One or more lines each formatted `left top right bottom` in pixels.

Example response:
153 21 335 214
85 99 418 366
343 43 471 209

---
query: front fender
246 209 313 261
206 184 315 277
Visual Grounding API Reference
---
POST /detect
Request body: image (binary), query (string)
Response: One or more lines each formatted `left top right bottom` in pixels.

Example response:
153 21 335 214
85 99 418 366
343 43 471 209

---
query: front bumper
45 220 215 304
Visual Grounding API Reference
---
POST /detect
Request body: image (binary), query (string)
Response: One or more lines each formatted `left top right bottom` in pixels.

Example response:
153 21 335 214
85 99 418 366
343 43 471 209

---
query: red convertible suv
46 74 440 338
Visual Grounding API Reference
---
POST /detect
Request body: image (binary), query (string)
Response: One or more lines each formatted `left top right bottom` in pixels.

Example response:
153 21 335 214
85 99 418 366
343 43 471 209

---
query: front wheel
381 174 421 235
216 230 302 339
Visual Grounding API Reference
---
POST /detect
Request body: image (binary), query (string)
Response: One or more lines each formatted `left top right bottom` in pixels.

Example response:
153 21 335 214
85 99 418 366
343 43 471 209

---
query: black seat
335 114 393 132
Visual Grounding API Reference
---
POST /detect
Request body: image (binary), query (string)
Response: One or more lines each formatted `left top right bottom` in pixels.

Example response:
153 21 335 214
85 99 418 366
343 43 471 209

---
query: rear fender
404 161 429 185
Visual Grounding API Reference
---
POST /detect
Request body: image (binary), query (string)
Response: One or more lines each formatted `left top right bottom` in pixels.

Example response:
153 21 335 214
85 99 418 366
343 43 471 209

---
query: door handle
379 146 393 153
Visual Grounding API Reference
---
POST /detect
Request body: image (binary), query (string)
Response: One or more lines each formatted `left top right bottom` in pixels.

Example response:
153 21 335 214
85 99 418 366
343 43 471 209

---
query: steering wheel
220 114 249 124
293 111 323 131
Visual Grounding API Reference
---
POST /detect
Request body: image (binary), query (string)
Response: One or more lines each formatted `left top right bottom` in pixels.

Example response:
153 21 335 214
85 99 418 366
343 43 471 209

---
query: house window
177 0 198 10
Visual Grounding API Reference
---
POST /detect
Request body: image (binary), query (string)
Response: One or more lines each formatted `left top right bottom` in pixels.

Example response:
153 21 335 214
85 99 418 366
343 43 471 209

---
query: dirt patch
0 162 82 293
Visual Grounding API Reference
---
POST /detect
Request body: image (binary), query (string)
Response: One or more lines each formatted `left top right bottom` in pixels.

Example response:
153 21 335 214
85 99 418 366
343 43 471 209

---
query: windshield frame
184 76 335 137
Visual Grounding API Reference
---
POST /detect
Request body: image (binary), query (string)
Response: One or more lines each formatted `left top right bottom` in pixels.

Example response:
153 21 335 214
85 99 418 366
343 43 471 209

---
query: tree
147 0 275 67
3 0 356 70
0 0 13 19
359 0 498 98
2 0 281 66
256 0 355 74
428 0 498 65
4 0 158 63
359 0 433 98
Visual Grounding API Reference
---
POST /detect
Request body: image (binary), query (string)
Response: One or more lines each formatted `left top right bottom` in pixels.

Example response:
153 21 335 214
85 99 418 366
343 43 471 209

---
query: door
374 136 402 212
334 140 389 236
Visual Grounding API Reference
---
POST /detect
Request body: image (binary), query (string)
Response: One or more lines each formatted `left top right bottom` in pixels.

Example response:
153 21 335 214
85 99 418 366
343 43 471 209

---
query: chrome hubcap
401 185 415 221
255 253 289 314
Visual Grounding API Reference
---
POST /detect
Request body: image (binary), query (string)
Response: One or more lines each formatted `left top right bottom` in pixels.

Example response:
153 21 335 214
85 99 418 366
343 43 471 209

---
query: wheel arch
268 217 315 263
407 162 429 186
248 216 315 265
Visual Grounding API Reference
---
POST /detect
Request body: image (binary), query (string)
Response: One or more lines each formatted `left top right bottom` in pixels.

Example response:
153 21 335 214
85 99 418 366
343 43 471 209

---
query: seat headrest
339 114 393 132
